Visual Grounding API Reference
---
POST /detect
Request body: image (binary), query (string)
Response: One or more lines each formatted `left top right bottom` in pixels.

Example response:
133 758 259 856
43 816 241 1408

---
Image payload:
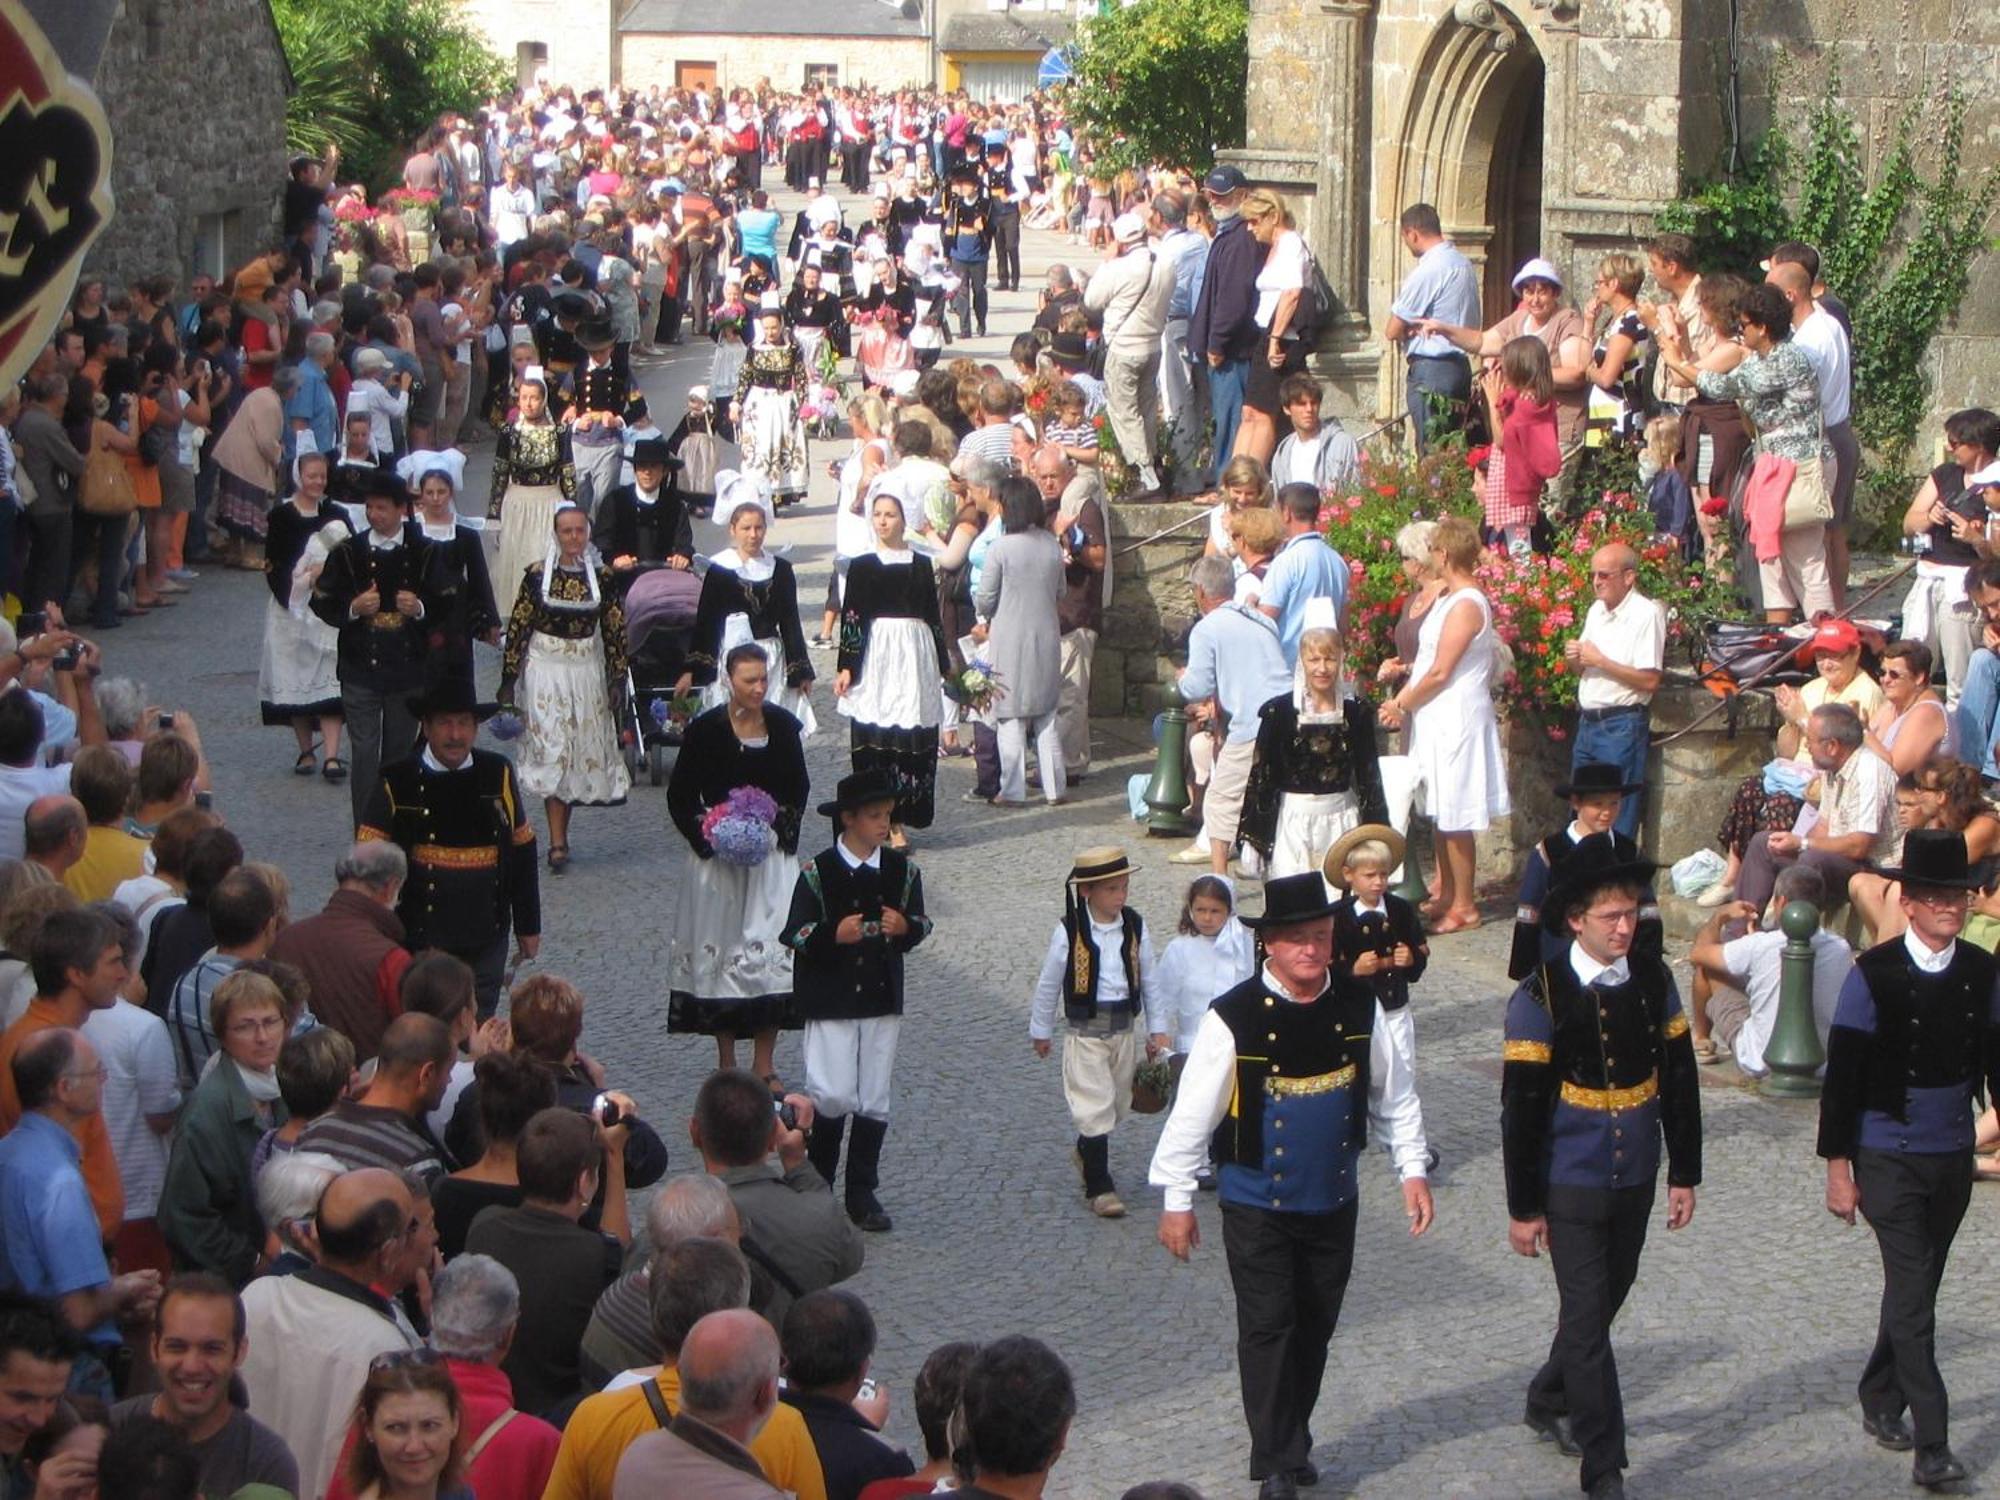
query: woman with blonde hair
1234 188 1312 466
1377 519 1446 742
1380 515 1510 931
1583 250 1652 441
1203 454 1274 562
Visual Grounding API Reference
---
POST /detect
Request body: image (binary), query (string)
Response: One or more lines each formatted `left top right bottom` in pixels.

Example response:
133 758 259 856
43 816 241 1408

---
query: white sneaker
1696 881 1735 908
1168 843 1210 865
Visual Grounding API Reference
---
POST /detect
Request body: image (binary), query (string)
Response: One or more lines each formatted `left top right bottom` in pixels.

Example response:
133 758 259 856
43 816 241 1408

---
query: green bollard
1145 706 1197 837
1394 815 1428 905
1761 898 1824 1097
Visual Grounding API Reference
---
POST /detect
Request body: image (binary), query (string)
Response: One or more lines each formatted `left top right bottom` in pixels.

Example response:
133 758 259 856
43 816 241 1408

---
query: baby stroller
617 561 704 785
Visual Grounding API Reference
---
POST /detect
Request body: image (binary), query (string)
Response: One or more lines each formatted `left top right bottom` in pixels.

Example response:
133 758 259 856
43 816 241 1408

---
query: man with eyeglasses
1564 544 1664 841
1735 702 1897 927
0 1028 162 1401
240 1166 422 1500
1818 829 2000 1491
1502 834 1701 1500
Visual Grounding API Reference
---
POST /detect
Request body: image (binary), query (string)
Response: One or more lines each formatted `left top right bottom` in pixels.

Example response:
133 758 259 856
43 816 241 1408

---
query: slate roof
620 0 927 37
938 11 1072 53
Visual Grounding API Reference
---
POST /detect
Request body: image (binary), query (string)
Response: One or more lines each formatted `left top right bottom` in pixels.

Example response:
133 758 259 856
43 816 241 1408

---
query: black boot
844 1116 892 1232
1073 1133 1123 1215
806 1113 846 1188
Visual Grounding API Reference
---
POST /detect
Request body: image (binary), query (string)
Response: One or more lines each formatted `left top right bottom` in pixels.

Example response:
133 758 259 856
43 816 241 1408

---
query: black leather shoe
845 1195 893 1233
1584 1473 1625 1499
1524 1406 1582 1458
1913 1445 1968 1489
1290 1461 1319 1486
1256 1476 1298 1500
1862 1410 1914 1451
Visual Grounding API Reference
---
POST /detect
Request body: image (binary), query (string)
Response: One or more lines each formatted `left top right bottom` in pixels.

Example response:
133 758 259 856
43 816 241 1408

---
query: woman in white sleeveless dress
1380 516 1510 933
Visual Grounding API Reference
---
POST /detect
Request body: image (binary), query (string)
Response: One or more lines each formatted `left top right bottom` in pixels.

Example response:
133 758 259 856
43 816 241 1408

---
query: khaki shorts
1201 737 1257 852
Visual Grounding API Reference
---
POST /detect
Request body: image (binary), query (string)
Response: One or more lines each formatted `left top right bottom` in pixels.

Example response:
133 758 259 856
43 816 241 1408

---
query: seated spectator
780 1290 913 1500
251 1025 358 1181
296 1012 457 1183
158 971 291 1283
81 902 180 1279
0 1294 80 1497
610 1307 786 1500
164 867 281 1089
252 1148 347 1277
240 1167 424 1500
445 975 669 1195
432 1050 558 1261
61 748 147 902
141 826 244 1013
109 1272 300 1496
337 1356 468 1500
1689 864 1851 1077
0 1029 162 1396
21 794 86 887
464 1106 629 1420
0 905 130 1239
956 1336 1075 1498
0 878 76 1026
327 1255 561 1500
856 1342 979 1500
111 805 214 979
690 1069 862 1323
542 1237 827 1500
579 1173 760 1392
267 842 412 1060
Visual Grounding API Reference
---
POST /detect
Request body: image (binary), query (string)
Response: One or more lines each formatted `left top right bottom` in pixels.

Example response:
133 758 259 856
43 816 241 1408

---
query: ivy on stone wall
1658 68 1998 458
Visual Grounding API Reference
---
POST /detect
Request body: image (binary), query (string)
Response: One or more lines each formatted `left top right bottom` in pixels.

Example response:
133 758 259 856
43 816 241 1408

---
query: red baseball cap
1797 618 1861 662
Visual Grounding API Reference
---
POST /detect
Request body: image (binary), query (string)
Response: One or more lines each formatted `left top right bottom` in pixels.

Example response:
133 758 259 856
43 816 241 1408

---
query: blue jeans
1207 356 1250 484
1961 648 2000 778
1406 354 1471 455
1572 706 1650 840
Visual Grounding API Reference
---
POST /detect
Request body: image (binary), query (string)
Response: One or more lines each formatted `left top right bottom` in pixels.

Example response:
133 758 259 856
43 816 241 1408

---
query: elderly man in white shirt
1563 542 1665 840
1083 212 1177 499
1735 701 1896 927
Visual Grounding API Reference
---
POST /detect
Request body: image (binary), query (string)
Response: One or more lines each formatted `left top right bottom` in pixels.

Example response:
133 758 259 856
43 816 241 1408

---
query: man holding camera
0 632 108 862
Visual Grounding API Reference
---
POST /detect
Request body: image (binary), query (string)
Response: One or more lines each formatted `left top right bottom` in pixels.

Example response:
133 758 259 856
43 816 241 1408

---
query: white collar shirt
1576 589 1665 709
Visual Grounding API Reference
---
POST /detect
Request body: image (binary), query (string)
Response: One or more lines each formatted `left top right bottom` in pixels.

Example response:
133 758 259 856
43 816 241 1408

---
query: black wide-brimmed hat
1554 762 1645 800
1540 833 1657 934
405 679 500 722
549 289 594 321
817 768 901 820
629 437 682 471
1241 872 1343 930
353 465 411 505
1870 828 1979 890
1048 330 1089 367
575 317 617 352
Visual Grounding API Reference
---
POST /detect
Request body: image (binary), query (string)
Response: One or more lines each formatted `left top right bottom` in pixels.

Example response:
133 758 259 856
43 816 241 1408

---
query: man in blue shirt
1188 166 1259 483
0 1029 162 1398
1179 556 1292 876
1382 203 1483 454
1257 484 1350 664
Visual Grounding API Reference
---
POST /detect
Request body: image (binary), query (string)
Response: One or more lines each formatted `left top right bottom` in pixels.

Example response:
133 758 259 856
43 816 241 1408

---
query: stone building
1233 0 2000 432
936 0 1077 99
86 0 292 284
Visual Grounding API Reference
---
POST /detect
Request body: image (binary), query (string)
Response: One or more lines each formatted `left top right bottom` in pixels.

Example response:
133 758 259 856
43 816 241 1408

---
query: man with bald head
239 1166 422 1500
1563 543 1664 840
612 1308 785 1499
1029 443 1109 778
1767 243 1857 606
21 794 85 885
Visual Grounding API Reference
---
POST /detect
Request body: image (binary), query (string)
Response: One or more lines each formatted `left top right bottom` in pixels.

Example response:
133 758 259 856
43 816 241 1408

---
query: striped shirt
166 951 243 1090
296 1098 454 1183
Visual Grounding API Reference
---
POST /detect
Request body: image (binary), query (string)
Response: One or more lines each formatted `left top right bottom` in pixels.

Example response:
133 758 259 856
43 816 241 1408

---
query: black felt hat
1048 330 1089 367
405 679 500 722
816 768 900 820
1539 833 1657 934
1554 762 1645 800
354 465 411 506
1241 872 1343 930
1870 828 1979 890
575 317 617 352
629 437 681 471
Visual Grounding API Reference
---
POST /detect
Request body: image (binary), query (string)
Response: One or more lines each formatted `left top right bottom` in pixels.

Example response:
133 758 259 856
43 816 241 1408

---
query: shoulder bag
80 434 138 517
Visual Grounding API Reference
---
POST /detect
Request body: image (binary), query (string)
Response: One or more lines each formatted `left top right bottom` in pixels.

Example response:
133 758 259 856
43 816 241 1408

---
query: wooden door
676 60 716 94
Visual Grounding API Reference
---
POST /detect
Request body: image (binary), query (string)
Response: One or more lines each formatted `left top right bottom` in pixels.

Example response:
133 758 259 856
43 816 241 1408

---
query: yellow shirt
540 1365 827 1500
63 826 150 903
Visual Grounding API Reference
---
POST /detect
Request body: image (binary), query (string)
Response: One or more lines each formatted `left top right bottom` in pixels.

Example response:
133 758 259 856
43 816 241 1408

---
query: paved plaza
104 211 2000 1498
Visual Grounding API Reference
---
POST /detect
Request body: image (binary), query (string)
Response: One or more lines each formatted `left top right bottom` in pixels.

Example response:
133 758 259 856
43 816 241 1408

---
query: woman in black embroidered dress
676 474 816 735
732 307 809 505
835 491 950 844
488 375 575 625
499 505 629 873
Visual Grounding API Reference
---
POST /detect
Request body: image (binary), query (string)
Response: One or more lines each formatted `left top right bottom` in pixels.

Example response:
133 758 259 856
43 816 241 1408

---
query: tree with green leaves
1064 0 1248 174
271 0 512 192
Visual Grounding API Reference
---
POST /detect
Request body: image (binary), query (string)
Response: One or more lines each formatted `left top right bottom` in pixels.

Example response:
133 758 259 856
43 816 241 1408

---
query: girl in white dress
1379 515 1510 933
1157 875 1256 1055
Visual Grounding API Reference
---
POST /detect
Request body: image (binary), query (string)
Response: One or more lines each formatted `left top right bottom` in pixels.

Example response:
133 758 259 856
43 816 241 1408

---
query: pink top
1498 388 1561 519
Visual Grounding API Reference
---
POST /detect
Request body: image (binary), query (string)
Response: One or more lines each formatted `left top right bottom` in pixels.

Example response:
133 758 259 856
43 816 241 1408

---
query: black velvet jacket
782 846 930 1021
309 525 440 693
1332 894 1428 1013
1208 975 1375 1171
1238 695 1388 859
685 557 813 690
666 705 810 857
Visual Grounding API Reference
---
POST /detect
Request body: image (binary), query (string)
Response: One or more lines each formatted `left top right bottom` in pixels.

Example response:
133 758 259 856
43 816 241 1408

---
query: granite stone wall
85 0 290 287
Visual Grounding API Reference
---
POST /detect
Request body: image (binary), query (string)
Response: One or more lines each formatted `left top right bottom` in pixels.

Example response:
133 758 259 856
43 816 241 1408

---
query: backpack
1293 245 1338 346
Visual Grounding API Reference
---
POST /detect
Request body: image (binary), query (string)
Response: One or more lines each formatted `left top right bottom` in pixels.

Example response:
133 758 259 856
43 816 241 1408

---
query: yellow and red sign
0 0 113 388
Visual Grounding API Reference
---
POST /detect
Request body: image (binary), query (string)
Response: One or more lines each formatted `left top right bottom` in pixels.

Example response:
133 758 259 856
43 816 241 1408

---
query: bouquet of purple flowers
701 785 780 866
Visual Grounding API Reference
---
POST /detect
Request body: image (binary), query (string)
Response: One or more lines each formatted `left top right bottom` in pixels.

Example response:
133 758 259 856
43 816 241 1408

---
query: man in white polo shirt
1563 543 1664 840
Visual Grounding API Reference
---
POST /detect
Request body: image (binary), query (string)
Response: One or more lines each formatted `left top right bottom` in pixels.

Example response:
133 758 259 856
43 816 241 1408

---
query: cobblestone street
106 209 2000 1499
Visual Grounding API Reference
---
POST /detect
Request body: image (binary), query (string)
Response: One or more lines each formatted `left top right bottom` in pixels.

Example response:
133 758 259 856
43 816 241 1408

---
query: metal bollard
1761 899 1824 1097
1144 706 1197 836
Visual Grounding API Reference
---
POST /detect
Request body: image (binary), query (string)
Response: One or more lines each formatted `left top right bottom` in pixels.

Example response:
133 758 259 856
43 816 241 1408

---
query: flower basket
1130 1056 1175 1115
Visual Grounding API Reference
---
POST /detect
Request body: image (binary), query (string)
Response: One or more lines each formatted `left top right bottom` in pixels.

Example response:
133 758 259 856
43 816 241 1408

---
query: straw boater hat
1322 824 1408 891
1067 846 1133 886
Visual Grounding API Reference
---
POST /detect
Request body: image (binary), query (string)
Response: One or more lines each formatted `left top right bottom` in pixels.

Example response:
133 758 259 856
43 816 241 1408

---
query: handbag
80 438 138 517
1781 449 1834 528
137 421 173 466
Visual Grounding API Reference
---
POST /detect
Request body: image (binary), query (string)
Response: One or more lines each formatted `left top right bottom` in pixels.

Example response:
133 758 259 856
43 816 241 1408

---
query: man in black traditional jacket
360 681 541 1018
1818 829 2000 1491
782 769 930 1234
592 437 693 581
1501 834 1701 1500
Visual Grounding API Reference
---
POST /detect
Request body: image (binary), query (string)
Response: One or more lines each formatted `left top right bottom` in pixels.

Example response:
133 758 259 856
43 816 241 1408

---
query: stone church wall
86 0 290 286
